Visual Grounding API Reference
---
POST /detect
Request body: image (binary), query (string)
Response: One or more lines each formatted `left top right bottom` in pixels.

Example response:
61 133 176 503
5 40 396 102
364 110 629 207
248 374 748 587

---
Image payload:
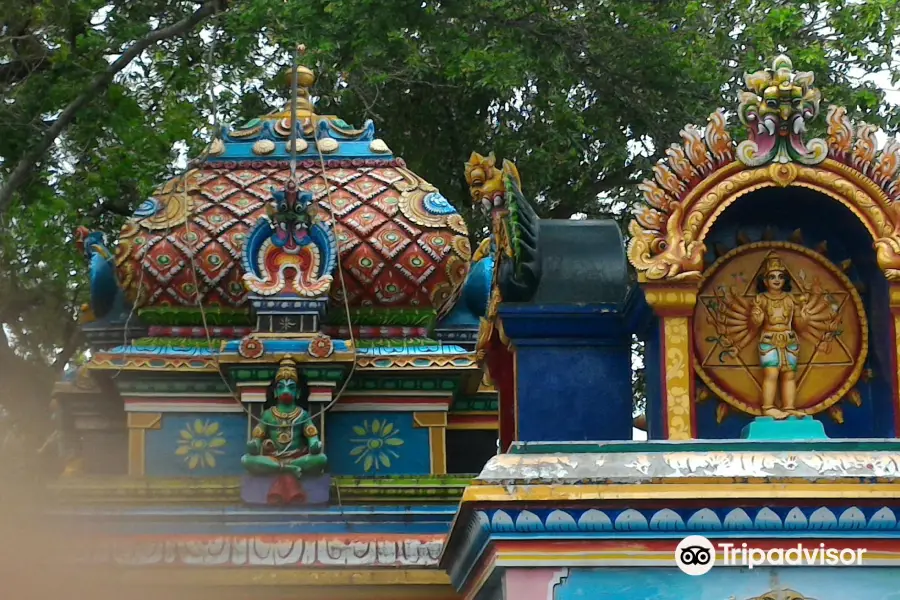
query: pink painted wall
503 569 567 600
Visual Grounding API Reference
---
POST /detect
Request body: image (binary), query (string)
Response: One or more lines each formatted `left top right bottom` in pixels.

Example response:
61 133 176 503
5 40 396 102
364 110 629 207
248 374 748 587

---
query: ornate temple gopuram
50 55 900 599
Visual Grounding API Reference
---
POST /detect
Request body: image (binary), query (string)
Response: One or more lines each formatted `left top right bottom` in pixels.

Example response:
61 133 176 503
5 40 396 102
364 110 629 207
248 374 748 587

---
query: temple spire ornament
737 54 827 166
241 179 338 333
266 63 318 121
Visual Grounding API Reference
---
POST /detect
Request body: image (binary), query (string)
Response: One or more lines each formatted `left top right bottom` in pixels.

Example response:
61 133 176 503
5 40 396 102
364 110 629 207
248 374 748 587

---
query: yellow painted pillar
643 284 698 440
888 284 900 434
127 413 161 476
413 412 447 475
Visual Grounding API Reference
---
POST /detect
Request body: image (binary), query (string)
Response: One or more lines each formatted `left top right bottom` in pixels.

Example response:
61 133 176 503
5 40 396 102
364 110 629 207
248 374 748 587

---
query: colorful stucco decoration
625 53 900 437
241 180 337 297
694 242 869 424
627 109 734 282
109 65 472 329
628 56 900 285
463 152 539 364
737 54 826 167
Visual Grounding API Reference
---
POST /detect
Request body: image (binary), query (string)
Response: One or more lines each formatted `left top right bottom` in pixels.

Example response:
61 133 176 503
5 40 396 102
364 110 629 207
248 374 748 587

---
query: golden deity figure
694 242 865 422
749 251 816 418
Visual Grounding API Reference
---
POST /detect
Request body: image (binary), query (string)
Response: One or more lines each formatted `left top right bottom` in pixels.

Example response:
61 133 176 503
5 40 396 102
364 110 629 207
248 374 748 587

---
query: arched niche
694 186 894 438
628 55 900 439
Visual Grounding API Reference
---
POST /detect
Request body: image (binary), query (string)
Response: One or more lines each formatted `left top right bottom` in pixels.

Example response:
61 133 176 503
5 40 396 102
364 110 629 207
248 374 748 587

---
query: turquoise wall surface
552 567 900 600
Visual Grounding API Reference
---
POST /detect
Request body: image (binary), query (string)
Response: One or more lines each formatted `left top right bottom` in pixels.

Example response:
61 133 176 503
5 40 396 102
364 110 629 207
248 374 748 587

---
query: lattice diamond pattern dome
114 67 472 326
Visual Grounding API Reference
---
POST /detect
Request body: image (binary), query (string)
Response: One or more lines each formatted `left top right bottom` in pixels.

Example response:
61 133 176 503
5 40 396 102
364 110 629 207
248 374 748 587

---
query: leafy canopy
2 0 899 430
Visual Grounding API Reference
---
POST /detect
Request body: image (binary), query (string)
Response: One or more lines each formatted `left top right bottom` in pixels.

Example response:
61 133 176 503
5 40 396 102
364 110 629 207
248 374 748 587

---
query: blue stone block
740 416 828 440
515 342 633 441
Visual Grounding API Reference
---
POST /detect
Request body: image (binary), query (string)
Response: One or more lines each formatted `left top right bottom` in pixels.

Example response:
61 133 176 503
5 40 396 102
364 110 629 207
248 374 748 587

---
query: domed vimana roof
115 66 472 327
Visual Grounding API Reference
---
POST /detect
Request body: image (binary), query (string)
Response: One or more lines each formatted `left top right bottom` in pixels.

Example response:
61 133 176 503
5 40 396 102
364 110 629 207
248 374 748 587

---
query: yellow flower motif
175 419 227 469
349 418 403 472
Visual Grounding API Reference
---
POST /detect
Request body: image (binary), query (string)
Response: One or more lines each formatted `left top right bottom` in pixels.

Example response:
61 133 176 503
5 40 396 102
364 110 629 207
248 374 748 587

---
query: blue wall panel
145 413 247 477
326 411 430 476
516 341 633 442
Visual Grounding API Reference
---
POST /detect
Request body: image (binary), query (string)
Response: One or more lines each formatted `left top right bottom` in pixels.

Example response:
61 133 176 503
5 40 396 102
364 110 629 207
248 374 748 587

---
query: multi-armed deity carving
696 244 866 422
241 356 328 503
622 53 900 433
242 179 337 298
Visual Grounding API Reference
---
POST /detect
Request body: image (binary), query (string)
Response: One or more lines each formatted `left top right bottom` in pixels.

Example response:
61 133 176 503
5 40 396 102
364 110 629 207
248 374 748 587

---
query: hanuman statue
241 356 328 478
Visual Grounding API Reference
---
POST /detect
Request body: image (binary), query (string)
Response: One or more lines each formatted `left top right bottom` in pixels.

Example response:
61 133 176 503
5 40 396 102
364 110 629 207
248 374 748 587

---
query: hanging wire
182 40 358 427
288 45 300 180
296 42 358 422
187 17 239 403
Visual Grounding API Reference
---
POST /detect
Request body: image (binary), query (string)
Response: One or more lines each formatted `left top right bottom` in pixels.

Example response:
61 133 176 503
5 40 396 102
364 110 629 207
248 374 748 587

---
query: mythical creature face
74 226 109 261
759 80 807 136
267 180 315 251
465 152 507 214
464 151 523 217
737 55 825 166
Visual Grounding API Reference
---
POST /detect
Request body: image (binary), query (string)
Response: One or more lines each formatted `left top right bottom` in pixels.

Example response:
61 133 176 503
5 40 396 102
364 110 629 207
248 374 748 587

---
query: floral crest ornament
627 110 734 281
737 54 826 167
176 419 227 469
349 418 404 472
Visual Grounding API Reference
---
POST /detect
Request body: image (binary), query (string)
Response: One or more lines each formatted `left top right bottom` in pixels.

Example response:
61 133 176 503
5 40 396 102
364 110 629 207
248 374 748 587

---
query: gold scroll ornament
693 242 867 418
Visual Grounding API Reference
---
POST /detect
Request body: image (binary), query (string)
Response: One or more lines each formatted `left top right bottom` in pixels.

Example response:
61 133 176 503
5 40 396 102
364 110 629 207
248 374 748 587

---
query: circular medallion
307 334 334 359
693 241 868 417
238 335 265 359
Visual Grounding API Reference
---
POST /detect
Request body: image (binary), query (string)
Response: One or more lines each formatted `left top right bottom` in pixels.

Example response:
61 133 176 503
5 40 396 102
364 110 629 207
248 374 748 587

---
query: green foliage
2 0 900 427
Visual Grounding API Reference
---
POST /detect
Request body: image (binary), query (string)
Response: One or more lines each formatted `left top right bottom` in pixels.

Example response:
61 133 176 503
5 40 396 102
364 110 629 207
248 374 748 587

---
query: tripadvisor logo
675 536 866 576
675 536 716 576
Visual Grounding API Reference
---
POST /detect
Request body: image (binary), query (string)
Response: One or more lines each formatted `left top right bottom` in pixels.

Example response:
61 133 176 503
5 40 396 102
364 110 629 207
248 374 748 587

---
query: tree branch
0 0 227 216
51 319 82 372
0 56 52 87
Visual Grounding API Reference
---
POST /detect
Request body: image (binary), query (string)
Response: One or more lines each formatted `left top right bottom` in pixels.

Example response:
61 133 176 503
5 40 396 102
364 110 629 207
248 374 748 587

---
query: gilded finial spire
266 45 316 120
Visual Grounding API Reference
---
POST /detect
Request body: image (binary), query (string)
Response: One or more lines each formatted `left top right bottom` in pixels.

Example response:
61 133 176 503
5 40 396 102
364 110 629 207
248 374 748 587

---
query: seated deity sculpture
241 356 327 479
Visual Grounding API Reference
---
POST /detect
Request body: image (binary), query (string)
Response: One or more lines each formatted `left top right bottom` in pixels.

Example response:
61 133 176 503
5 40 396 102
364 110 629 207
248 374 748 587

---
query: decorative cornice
49 476 470 504
475 447 900 485
80 535 444 568
444 503 900 591
477 505 900 536
356 354 477 370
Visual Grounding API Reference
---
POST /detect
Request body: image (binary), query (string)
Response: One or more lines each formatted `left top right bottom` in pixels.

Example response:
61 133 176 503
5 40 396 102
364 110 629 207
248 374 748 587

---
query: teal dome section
464 255 493 318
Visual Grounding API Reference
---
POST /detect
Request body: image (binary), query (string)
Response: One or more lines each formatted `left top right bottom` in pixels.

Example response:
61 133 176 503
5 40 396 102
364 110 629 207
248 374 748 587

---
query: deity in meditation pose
241 356 327 478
